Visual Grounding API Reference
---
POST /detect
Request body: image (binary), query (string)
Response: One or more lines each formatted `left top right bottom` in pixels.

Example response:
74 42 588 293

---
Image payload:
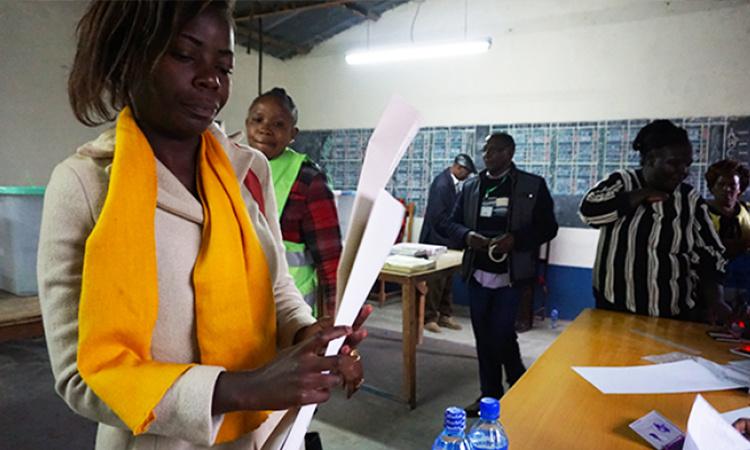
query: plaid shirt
280 162 342 315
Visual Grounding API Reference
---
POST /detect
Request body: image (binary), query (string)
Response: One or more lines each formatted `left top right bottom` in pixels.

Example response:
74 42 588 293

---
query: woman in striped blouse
579 120 729 321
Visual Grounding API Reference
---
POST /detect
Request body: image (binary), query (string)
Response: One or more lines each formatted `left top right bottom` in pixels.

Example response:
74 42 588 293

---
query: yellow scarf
77 107 276 443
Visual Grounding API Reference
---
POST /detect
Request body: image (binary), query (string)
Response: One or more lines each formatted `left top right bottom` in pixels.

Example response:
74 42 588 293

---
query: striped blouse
579 169 726 317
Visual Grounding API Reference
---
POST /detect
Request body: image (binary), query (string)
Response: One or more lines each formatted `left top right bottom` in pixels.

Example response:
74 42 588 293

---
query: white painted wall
0 0 284 185
1 1 90 186
263 0 750 130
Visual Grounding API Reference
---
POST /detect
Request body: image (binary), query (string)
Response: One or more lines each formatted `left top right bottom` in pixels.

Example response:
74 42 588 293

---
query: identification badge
629 410 684 449
480 206 493 217
495 197 509 207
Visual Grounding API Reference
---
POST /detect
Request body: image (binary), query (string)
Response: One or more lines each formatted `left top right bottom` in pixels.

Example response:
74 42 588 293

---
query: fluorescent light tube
345 38 492 65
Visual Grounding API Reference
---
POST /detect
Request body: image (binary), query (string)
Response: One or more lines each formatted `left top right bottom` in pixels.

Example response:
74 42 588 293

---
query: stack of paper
281 96 421 450
390 243 447 258
383 254 436 273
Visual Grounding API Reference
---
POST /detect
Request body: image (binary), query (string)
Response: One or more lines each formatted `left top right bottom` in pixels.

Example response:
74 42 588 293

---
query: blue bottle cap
444 406 467 432
479 397 500 420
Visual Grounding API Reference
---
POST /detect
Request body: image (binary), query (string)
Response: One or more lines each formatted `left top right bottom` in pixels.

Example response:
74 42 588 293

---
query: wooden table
377 249 463 409
501 309 750 449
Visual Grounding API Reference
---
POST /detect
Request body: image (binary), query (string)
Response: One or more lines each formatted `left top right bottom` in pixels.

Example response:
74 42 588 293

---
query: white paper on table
336 96 421 301
281 191 405 450
572 359 747 394
683 395 750 450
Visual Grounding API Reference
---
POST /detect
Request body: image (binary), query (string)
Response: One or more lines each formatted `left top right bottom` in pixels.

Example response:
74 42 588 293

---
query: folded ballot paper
281 97 421 450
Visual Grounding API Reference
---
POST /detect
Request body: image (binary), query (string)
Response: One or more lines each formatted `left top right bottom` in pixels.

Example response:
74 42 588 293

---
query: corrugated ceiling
233 0 411 60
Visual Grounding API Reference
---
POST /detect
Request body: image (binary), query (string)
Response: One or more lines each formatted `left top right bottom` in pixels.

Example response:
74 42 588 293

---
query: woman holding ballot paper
37 1 368 448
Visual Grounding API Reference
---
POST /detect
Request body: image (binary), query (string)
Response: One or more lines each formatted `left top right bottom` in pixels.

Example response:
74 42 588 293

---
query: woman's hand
339 304 371 397
295 305 372 398
212 324 352 414
733 418 750 440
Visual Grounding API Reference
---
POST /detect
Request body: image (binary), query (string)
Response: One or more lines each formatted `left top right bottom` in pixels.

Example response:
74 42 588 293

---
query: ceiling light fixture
346 0 490 66
345 37 491 65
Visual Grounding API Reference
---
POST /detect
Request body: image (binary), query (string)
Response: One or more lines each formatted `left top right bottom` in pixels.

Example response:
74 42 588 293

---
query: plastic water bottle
432 407 473 450
468 398 509 450
550 308 559 329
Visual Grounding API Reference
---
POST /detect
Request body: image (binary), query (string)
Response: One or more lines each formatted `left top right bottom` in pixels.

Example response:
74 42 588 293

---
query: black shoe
305 432 323 450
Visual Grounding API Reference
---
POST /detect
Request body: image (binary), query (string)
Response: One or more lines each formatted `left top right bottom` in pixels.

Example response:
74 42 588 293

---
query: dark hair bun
632 119 689 154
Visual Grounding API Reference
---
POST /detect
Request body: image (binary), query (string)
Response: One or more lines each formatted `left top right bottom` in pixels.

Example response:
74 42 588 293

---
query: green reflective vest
269 148 318 308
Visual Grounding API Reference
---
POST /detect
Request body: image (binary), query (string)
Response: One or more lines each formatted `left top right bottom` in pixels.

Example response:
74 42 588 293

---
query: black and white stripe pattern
580 169 726 317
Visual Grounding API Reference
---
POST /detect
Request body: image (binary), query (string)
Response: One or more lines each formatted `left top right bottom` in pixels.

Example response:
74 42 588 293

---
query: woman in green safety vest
245 88 342 317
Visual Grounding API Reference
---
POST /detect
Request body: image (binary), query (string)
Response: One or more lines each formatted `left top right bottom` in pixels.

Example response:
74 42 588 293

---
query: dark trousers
425 275 453 323
467 279 526 398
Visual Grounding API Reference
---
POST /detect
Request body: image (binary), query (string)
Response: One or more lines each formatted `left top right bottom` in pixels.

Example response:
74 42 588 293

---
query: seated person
579 120 729 321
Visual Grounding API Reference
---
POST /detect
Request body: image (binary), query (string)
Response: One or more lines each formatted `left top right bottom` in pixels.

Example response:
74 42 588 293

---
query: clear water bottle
549 308 559 329
432 406 473 450
468 398 509 450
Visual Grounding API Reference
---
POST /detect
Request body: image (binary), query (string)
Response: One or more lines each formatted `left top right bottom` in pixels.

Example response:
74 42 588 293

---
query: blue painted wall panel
451 265 594 321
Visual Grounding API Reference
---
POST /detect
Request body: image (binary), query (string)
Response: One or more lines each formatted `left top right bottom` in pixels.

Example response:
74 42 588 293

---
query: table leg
416 281 427 345
402 279 418 409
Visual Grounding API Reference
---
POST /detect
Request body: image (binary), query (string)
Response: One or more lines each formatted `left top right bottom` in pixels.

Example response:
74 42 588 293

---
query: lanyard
483 175 508 200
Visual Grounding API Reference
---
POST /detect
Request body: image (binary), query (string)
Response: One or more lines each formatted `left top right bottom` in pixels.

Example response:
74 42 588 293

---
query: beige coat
37 125 316 449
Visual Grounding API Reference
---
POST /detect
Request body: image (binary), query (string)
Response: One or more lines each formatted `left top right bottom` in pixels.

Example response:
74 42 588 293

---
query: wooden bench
0 293 43 342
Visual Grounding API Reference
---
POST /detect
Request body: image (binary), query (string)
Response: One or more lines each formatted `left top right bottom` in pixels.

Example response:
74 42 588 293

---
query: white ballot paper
572 359 748 394
281 97 421 450
683 395 750 450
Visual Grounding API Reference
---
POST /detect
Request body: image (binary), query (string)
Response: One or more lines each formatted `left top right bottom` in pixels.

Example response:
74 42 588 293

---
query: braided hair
632 120 691 165
68 0 235 126
249 87 298 125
